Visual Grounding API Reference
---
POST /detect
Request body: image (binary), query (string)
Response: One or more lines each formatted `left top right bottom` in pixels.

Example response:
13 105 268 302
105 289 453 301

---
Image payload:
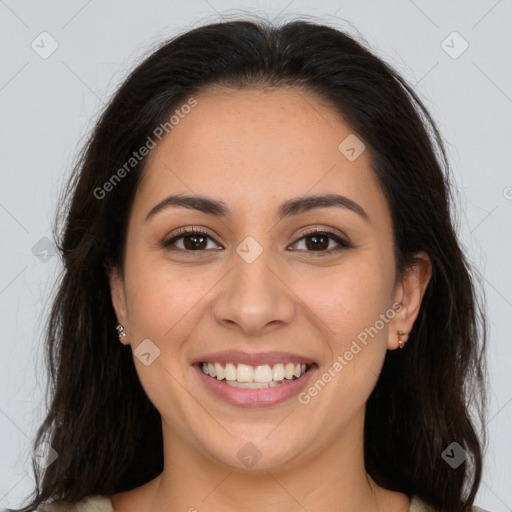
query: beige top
37 494 491 511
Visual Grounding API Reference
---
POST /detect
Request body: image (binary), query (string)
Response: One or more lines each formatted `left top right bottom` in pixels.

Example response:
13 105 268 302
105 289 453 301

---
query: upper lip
192 350 317 367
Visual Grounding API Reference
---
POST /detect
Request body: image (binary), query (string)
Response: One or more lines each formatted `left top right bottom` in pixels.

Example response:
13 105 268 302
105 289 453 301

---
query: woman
10 17 489 512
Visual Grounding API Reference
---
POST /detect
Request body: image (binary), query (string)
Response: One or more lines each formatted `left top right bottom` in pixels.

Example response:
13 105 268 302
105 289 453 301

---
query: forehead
134 86 389 225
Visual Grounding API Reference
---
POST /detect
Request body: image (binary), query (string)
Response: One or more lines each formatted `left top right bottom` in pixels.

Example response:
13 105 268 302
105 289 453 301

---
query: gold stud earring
397 329 408 349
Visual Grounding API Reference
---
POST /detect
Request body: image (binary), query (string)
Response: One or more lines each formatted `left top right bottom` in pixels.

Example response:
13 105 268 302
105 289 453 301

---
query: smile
201 361 310 388
194 362 318 408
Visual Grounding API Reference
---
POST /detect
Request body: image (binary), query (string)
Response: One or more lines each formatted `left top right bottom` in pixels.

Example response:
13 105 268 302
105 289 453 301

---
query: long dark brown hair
9 16 487 512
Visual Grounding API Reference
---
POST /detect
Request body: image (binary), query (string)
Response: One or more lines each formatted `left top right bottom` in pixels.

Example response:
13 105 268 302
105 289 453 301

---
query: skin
108 86 431 512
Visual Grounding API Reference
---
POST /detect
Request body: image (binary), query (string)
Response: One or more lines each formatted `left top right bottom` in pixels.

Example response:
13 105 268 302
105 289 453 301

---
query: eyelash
161 226 352 256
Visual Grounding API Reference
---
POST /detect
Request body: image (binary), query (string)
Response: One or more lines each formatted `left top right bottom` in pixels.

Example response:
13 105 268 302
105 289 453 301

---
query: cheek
122 253 209 423
299 259 393 345
123 248 215 362
295 255 394 405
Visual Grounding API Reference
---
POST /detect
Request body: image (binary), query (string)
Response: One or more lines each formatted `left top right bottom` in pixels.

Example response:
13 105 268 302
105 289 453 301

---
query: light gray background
1 1 511 510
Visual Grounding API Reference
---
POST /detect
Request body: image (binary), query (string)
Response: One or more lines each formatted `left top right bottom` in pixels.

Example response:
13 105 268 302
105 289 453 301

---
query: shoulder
409 495 492 512
37 495 113 512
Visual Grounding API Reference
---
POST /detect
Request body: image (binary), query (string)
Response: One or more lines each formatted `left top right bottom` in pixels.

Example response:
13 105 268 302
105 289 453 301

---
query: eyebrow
145 193 370 223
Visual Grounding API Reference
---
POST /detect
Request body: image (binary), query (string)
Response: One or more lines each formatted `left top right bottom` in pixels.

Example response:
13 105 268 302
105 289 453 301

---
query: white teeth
225 379 294 389
214 362 224 380
272 363 285 381
224 362 237 381
226 381 270 389
236 364 253 382
201 361 309 385
285 363 295 380
253 365 273 383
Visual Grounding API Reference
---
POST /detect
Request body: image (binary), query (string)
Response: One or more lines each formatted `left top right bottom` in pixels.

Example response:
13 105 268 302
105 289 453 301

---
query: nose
211 246 295 336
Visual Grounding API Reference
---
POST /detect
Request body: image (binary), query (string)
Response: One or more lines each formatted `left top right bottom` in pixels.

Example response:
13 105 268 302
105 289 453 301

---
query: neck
144 409 410 512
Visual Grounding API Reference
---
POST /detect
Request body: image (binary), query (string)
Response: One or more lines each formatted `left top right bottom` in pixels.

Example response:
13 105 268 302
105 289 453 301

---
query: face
109 86 430 472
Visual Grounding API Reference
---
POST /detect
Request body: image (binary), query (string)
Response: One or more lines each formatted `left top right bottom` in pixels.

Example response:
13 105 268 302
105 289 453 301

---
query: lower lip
194 364 317 408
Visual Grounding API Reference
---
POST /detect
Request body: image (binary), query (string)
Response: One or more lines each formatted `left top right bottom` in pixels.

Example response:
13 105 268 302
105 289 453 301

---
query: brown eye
162 227 351 256
290 230 351 255
162 228 222 252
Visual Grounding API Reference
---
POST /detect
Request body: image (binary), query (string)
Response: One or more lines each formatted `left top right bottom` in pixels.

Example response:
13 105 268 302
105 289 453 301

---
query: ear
108 266 130 345
387 252 432 350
